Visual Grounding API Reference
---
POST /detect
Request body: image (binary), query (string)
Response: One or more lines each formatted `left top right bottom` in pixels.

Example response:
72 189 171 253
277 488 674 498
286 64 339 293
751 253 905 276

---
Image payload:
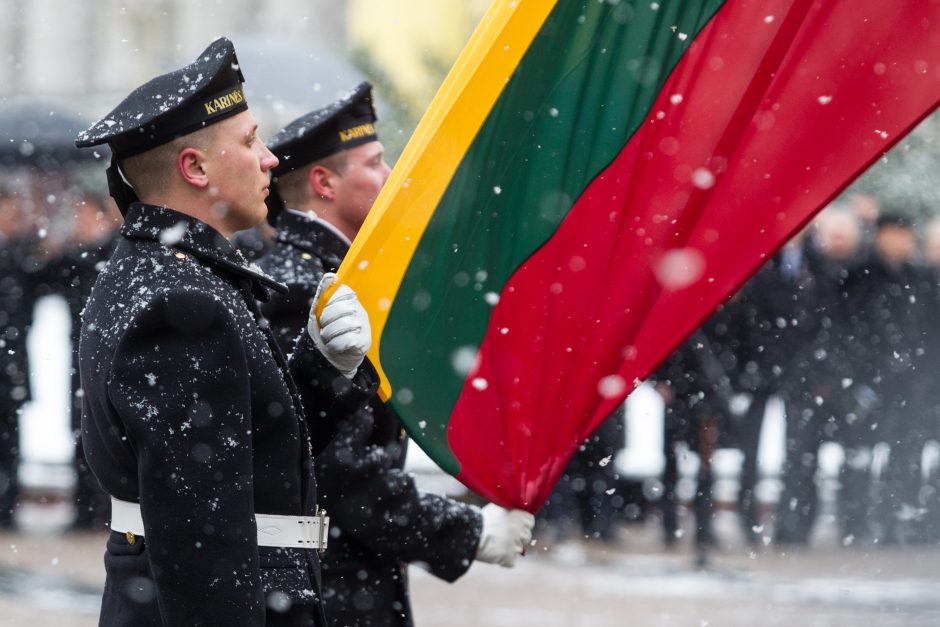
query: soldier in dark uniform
0 191 39 528
654 309 738 558
75 38 378 626
735 233 840 546
258 83 534 627
843 213 928 544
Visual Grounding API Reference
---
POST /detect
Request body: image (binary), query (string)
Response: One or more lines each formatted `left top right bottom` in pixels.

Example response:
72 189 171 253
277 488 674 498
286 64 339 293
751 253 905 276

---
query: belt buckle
317 509 328 554
294 510 328 551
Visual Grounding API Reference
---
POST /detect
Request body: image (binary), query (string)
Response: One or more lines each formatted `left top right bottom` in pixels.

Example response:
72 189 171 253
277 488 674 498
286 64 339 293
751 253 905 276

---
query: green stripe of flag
383 0 726 473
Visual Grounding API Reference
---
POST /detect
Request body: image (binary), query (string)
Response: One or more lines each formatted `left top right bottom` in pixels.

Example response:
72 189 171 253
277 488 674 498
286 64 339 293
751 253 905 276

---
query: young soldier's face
333 141 391 234
205 111 279 234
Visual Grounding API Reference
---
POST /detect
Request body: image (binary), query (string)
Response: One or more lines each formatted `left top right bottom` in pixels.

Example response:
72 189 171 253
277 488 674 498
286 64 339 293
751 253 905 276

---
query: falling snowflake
691 168 716 190
597 375 626 398
451 346 478 376
653 248 706 290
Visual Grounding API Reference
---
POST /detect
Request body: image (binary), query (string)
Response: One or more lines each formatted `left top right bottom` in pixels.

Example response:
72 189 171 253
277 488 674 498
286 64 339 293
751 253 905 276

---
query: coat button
175 252 186 259
301 253 312 260
126 531 136 545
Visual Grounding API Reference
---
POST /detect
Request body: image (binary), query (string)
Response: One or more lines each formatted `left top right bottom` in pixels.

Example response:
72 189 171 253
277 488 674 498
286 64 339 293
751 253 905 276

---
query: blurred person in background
813 205 865 265
807 206 872 544
259 83 533 627
653 309 739 561
847 193 881 235
540 405 626 546
844 212 928 544
52 192 122 530
735 229 837 546
915 216 940 542
233 219 275 262
0 189 41 528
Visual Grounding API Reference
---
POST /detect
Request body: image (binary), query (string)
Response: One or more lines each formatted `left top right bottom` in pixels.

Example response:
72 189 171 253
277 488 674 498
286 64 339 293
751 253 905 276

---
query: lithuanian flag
336 0 940 510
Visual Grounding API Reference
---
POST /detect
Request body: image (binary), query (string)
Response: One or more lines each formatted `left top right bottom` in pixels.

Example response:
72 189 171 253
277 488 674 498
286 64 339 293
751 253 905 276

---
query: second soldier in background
258 83 534 627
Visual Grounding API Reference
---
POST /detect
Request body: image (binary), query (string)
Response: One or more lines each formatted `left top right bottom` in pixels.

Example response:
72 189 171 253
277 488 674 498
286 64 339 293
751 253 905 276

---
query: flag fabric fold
336 0 940 510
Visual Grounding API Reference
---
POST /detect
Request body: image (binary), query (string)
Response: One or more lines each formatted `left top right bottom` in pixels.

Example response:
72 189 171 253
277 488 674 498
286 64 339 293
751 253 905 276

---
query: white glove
474 503 534 568
307 273 372 379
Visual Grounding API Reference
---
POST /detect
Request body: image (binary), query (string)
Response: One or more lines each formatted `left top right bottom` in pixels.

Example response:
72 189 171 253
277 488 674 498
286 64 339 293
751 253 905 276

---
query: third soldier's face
205 111 279 233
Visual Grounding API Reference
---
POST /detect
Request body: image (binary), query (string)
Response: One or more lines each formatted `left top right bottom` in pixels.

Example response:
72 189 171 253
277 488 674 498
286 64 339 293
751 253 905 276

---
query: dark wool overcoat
80 204 377 627
258 210 482 627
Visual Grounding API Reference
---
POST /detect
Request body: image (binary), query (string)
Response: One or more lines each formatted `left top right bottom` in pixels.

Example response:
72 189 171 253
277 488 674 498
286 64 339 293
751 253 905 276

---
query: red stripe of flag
449 0 940 509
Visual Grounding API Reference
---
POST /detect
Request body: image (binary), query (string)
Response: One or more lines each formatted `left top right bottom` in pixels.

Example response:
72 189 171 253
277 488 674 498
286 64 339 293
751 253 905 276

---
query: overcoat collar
273 210 350 273
120 203 288 300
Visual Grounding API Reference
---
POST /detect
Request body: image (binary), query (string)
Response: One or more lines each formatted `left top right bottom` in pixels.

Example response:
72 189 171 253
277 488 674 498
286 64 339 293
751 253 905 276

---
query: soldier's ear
178 147 210 189
309 164 336 201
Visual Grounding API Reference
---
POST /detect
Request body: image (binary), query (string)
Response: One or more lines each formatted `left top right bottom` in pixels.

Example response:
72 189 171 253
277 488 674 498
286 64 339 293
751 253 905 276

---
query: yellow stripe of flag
329 0 559 400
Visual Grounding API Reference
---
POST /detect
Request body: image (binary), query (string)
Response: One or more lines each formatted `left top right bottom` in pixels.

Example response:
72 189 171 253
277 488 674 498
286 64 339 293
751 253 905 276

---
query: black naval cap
265 82 378 223
75 37 249 214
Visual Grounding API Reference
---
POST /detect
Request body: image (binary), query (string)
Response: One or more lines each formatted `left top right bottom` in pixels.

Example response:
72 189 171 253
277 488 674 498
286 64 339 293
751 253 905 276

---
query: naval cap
75 37 248 159
265 81 378 222
269 82 377 178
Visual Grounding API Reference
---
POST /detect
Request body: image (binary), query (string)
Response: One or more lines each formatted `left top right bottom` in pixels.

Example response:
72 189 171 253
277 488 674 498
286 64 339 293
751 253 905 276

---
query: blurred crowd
0 178 121 530
545 194 940 552
2 168 940 554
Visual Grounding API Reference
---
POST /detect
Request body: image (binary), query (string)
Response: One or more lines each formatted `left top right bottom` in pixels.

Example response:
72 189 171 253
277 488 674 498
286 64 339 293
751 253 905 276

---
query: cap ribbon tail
106 155 140 217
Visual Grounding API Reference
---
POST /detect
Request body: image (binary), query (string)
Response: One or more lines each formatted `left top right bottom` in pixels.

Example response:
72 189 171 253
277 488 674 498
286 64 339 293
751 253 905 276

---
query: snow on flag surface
332 0 940 511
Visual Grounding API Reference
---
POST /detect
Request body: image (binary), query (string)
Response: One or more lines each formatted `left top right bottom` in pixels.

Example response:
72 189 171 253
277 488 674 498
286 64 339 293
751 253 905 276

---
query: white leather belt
110 497 329 550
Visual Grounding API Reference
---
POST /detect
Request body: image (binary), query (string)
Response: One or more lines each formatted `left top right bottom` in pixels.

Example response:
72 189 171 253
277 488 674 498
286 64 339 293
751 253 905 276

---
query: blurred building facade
347 0 488 112
0 1 487 138
0 0 351 132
